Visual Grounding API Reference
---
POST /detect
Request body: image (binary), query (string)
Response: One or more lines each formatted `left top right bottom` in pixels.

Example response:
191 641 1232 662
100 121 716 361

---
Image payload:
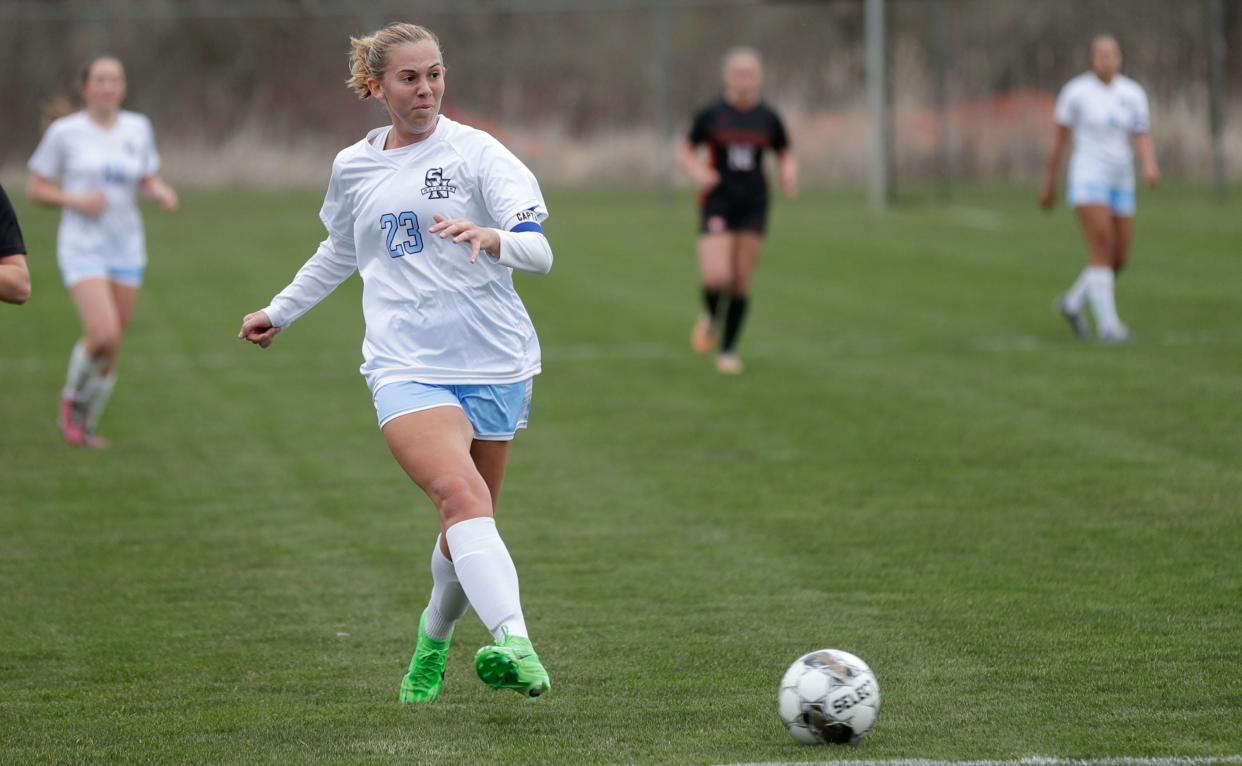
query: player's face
724 55 763 106
1090 38 1121 81
82 58 126 114
372 40 445 138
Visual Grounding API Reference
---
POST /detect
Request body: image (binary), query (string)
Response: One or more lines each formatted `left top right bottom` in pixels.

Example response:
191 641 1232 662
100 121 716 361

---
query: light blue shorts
1067 181 1136 216
373 379 533 440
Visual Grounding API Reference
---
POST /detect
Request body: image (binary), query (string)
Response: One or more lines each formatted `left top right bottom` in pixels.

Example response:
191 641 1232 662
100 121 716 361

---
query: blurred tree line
1 0 1237 184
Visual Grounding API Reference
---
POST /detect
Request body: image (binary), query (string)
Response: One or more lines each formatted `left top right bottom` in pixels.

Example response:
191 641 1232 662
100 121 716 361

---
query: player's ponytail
346 22 443 100
347 34 377 99
40 96 75 130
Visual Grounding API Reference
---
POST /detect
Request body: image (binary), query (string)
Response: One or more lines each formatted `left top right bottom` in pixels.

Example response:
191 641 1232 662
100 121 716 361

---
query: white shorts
56 220 147 287
1067 155 1136 216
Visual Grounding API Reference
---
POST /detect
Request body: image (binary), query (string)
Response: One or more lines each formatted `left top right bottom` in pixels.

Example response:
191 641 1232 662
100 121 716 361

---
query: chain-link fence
1 0 1237 187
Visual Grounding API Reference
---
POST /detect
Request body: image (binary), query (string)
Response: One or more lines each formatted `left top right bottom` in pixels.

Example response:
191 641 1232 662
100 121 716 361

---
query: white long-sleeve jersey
263 117 553 391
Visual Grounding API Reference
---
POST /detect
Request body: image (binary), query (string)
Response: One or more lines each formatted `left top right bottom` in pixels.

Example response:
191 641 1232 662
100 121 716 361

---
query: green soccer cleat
474 628 550 698
399 610 451 704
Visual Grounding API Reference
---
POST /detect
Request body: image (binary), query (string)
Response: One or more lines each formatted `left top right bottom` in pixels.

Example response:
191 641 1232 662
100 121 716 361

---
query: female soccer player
27 56 178 446
681 47 797 374
1040 34 1159 342
238 23 553 703
0 184 31 305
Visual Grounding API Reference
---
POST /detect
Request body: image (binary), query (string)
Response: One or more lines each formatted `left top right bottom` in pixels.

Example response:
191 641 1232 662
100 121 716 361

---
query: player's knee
86 326 123 358
427 474 490 524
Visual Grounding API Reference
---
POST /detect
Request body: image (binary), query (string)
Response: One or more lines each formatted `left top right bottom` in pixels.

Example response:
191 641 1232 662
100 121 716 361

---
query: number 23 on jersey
380 211 424 258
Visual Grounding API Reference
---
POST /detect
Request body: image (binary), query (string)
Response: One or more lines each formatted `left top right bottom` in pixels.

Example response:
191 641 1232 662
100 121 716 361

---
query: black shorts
699 188 769 235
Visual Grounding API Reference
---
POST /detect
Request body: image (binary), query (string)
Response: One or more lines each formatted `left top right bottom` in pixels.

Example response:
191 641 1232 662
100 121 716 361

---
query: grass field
1 185 1240 765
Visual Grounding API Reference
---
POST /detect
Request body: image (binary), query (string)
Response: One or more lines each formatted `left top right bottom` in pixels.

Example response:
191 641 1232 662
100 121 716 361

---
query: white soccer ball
777 648 881 745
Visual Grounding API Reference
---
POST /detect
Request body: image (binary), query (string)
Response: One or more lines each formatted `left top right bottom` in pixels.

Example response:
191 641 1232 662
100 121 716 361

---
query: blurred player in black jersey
680 47 797 374
0 184 31 305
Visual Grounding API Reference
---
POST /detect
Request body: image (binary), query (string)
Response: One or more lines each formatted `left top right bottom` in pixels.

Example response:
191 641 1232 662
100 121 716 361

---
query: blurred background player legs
60 277 138 447
690 217 763 374
691 231 730 354
1060 203 1129 341
716 230 763 373
691 227 762 375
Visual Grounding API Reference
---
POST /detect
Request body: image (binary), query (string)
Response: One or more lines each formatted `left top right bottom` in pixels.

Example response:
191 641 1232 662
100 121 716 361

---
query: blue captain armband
510 221 544 234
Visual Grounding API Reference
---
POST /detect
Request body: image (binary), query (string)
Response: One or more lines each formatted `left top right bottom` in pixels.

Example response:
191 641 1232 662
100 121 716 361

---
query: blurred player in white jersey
1040 35 1159 342
27 56 179 447
239 23 553 703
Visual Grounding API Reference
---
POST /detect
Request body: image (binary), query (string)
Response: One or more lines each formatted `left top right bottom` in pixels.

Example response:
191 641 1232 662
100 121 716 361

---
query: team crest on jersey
421 168 458 200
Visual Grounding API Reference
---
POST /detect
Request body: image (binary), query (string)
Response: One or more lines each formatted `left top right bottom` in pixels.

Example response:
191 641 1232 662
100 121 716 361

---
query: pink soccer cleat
59 394 107 449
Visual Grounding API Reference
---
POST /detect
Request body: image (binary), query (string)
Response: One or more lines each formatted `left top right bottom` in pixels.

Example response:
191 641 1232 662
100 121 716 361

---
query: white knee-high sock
83 373 117 432
424 535 470 641
1085 266 1122 334
64 341 105 402
444 517 529 641
1064 267 1091 314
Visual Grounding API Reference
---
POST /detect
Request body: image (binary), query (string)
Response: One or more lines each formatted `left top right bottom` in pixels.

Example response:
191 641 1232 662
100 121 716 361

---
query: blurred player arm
136 117 177 210
678 140 718 191
778 149 798 199
1132 133 1160 186
139 175 179 212
1039 124 1070 210
0 187 30 304
0 255 31 305
240 235 357 348
26 173 106 217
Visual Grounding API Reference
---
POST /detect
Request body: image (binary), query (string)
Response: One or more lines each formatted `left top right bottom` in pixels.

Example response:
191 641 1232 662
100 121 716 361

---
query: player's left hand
430 214 500 264
142 177 179 212
156 185 179 212
1145 165 1161 187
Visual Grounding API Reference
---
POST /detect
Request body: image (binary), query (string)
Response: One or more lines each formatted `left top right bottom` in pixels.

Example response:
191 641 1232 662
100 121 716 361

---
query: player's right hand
74 192 107 218
239 310 281 349
698 167 720 192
